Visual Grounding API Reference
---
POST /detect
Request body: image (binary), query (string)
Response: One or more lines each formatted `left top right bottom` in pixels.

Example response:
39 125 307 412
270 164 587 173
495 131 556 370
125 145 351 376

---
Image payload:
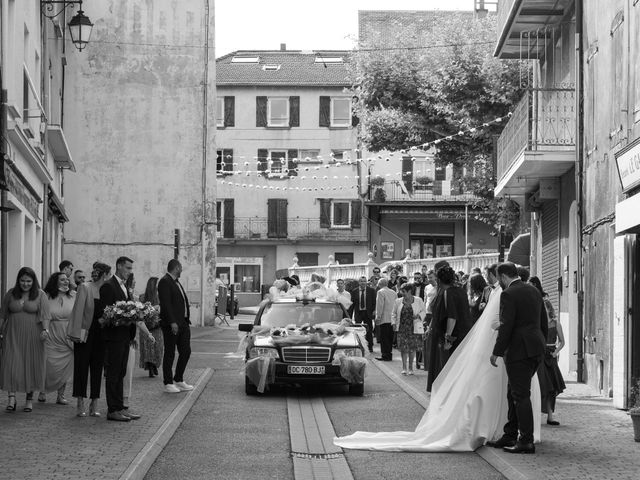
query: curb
369 358 528 480
119 367 214 480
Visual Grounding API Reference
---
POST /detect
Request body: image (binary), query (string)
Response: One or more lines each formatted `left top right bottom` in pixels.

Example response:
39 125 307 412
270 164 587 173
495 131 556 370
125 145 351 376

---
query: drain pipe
574 0 585 383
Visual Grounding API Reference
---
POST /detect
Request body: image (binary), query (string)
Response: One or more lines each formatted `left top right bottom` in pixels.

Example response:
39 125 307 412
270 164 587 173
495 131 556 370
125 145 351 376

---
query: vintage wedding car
238 296 367 396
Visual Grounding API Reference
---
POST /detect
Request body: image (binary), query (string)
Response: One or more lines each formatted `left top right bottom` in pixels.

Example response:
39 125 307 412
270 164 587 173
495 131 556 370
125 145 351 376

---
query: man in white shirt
374 278 397 361
336 279 351 304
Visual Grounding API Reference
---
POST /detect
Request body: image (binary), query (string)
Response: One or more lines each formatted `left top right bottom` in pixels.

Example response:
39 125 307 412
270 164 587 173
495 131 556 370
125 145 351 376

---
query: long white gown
333 286 541 452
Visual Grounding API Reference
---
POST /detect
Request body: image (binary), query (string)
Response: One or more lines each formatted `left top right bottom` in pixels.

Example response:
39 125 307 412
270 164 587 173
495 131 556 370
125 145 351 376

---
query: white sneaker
164 383 181 393
174 381 194 392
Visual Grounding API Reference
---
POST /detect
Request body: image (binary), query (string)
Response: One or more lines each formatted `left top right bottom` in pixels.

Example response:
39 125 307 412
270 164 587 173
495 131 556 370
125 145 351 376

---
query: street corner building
61 0 218 322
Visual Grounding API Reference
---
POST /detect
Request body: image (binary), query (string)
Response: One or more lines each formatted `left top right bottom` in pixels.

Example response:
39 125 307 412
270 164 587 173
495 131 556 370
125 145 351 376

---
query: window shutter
435 165 446 181
319 199 331 228
402 156 413 194
223 199 234 238
287 149 298 177
224 96 235 127
256 96 267 127
350 200 362 228
222 149 233 173
432 180 443 196
268 199 288 238
289 96 300 127
319 96 331 127
257 149 268 176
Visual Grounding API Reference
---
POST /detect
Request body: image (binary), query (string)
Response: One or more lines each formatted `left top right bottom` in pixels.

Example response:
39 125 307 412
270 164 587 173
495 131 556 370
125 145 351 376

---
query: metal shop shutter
541 200 560 315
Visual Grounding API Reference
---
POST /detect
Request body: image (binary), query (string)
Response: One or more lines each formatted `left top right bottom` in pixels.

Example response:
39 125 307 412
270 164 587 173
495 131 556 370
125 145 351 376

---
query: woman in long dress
0 267 50 413
139 277 163 377
333 284 541 452
38 272 76 405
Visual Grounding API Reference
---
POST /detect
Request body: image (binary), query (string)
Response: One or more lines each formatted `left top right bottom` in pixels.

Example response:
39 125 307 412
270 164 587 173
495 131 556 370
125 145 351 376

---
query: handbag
413 318 425 335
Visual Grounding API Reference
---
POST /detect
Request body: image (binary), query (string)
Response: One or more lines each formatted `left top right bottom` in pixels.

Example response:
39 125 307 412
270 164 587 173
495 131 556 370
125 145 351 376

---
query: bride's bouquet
101 301 159 328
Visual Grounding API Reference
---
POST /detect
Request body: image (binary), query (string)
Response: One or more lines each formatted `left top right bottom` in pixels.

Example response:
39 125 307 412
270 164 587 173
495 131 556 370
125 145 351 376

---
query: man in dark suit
490 262 548 454
349 276 376 353
158 259 193 393
99 256 140 422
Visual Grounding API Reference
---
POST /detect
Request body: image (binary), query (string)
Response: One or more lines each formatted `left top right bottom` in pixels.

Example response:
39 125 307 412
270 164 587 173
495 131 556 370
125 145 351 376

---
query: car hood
252 330 359 348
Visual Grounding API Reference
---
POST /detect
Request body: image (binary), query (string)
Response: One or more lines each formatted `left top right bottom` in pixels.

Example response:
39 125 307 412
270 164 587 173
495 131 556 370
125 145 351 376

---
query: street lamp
40 1 94 52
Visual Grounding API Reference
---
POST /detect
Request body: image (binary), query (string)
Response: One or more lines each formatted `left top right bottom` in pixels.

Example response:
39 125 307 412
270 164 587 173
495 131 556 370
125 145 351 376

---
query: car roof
269 298 339 304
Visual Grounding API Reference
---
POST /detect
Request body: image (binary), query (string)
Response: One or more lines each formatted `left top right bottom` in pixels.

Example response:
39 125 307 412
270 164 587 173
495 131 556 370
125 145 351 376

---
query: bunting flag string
219 179 358 192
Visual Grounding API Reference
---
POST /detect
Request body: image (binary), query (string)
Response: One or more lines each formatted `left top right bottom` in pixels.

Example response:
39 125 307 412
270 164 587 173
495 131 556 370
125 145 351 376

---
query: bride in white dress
333 285 541 452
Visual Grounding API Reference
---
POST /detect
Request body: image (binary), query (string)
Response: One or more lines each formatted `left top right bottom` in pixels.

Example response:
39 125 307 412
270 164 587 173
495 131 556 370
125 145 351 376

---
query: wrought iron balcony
367 180 478 203
219 217 367 242
495 88 575 196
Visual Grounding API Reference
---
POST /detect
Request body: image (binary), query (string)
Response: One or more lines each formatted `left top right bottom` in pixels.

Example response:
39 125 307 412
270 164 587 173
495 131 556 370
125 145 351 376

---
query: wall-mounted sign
381 241 395 259
615 137 640 193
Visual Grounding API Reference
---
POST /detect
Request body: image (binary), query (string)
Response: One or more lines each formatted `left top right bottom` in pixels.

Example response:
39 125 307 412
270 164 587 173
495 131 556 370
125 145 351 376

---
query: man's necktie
360 289 365 310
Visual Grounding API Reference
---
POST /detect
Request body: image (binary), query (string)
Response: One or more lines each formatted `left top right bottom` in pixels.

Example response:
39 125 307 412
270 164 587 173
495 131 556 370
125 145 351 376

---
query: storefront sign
381 241 394 259
615 137 640 193
3 162 40 219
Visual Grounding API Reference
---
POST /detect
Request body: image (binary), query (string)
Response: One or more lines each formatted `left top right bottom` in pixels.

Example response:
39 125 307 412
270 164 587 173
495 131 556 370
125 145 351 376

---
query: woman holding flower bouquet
139 277 163 378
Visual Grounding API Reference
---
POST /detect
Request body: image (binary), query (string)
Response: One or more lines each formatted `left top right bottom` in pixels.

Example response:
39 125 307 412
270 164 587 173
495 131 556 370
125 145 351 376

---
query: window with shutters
216 149 233 175
267 198 288 238
268 97 289 126
331 201 351 228
296 252 319 267
334 252 354 265
268 150 287 175
330 149 348 162
216 97 224 127
331 98 351 127
610 11 625 146
216 201 222 233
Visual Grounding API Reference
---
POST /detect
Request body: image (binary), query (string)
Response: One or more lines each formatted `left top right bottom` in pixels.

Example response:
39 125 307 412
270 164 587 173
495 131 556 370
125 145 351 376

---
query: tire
245 376 258 395
348 383 364 396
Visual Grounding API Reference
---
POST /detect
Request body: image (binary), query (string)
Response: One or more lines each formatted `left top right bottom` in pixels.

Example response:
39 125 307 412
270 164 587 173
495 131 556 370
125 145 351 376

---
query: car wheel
245 376 258 395
348 383 364 396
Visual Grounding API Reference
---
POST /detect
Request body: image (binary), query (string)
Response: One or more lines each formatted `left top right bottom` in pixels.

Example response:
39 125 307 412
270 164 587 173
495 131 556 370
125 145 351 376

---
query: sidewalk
0 366 212 480
371 352 640 480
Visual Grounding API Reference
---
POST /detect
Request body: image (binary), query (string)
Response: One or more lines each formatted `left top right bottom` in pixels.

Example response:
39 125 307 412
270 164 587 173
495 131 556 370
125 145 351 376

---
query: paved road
145 319 504 480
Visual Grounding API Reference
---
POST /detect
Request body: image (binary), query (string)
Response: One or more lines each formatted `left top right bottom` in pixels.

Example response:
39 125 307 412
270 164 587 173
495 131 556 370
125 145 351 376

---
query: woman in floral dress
392 283 426 375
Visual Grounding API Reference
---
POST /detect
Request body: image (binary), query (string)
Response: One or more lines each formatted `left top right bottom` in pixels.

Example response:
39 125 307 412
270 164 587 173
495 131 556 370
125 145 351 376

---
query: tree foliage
350 13 524 233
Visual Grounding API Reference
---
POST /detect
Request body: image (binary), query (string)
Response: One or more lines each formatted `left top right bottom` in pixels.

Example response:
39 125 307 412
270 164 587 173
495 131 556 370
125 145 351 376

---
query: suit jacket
493 279 548 363
348 286 376 319
374 287 398 325
99 276 135 342
158 273 191 328
413 282 426 301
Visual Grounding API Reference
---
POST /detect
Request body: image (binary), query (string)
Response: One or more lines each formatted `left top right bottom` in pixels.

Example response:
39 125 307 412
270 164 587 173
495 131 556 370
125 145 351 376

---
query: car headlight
336 348 363 357
249 347 279 359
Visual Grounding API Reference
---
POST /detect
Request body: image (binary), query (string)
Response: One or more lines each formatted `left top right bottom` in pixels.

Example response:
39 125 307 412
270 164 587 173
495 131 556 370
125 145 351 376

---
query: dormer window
314 56 343 64
231 55 259 63
262 64 281 71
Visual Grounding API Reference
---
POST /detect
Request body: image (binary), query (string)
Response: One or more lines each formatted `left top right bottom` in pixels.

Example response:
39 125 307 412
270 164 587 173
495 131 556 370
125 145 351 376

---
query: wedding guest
99 256 140 422
38 272 75 405
59 260 76 291
139 277 163 378
348 276 376 353
387 269 400 291
517 266 530 283
427 266 471 392
530 276 566 425
0 267 50 413
412 272 426 369
368 267 382 290
422 270 438 372
392 283 426 375
68 262 111 417
73 270 86 287
335 279 351 306
159 259 193 393
374 278 396 361
468 274 488 325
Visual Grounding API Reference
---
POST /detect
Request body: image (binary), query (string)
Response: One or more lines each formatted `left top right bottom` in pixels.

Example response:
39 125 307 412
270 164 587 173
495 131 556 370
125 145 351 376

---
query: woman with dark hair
0 267 50 412
387 269 400 291
426 266 471 392
68 261 111 417
139 277 163 377
468 274 488 325
38 272 76 405
530 276 566 425
391 283 426 375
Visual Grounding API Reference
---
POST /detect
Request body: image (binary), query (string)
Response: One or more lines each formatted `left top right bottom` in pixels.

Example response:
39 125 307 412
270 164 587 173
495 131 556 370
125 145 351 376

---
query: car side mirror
238 323 254 332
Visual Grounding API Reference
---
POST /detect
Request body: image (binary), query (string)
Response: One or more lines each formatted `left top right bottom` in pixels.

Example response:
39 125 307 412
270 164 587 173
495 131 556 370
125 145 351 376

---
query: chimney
280 43 286 51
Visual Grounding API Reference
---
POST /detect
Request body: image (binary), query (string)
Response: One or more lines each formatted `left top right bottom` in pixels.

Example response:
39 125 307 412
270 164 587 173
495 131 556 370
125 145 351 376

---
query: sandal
6 395 16 412
38 392 46 403
24 393 33 412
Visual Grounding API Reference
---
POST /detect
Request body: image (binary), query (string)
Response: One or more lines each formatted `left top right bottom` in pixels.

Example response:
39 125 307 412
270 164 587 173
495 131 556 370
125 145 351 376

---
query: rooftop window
262 64 281 71
231 56 259 63
314 56 343 64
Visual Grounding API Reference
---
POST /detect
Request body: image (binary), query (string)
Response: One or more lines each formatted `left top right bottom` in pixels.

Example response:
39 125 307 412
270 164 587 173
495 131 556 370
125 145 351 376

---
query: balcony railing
219 217 366 242
368 181 478 203
497 88 575 180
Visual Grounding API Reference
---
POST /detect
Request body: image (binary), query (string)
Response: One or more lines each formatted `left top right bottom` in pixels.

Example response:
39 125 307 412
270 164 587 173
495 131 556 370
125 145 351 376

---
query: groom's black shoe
486 436 516 448
503 442 535 454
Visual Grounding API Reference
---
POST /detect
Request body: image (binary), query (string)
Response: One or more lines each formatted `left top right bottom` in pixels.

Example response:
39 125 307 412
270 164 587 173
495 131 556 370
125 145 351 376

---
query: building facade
63 0 218 324
1 0 74 293
216 48 368 307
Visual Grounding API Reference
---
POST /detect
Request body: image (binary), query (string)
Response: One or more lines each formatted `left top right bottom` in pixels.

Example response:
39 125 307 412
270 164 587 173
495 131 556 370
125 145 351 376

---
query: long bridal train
333 286 541 452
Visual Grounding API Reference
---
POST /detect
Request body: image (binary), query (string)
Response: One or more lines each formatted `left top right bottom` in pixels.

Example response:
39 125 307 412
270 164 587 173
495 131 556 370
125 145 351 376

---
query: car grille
281 347 331 363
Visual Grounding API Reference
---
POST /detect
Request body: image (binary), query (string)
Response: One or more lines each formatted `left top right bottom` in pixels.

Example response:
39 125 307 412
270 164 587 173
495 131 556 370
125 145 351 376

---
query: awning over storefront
47 125 76 172
48 187 69 223
615 194 640 234
507 232 531 266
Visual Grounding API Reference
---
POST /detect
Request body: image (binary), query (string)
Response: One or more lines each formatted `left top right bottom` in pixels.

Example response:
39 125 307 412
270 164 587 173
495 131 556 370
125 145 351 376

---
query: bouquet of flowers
102 301 159 328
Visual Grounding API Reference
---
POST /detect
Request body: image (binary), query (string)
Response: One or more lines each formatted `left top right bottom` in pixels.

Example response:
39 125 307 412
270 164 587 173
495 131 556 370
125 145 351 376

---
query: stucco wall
63 0 217 321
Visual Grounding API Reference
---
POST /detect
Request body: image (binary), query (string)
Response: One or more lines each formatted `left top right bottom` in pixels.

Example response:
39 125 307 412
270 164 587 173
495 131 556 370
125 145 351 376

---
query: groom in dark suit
489 262 548 453
99 256 140 422
158 259 193 393
348 276 376 353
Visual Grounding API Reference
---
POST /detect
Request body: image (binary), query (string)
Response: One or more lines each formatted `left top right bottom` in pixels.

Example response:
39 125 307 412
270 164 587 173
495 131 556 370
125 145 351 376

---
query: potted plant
629 377 640 442
370 176 386 202
414 175 433 191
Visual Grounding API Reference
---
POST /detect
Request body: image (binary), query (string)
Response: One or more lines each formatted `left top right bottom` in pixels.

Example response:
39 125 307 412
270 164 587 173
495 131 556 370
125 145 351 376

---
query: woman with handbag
392 283 426 376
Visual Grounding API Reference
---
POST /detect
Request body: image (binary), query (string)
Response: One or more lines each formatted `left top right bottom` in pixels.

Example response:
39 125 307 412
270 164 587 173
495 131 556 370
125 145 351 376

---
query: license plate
287 365 325 375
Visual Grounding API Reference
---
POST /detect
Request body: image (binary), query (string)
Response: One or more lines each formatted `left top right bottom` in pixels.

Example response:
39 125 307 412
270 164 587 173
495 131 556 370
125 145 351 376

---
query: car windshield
259 302 347 328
